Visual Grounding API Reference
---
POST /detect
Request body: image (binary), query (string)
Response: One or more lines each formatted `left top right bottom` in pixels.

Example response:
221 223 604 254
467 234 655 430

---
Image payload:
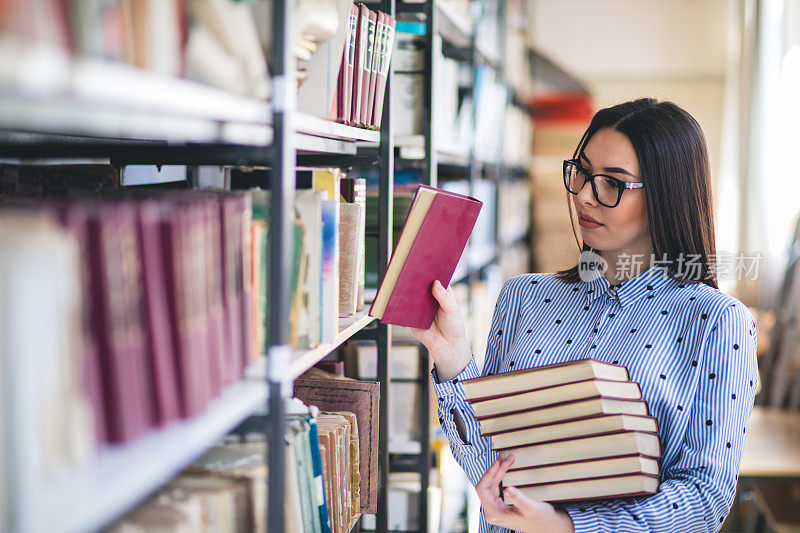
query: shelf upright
266 0 296 531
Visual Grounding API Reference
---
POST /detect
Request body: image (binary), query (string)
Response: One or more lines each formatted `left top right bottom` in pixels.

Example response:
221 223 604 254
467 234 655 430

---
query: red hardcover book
372 13 395 128
350 3 370 125
369 185 482 329
360 8 378 127
135 199 181 427
86 202 152 442
364 10 382 128
160 202 211 417
343 4 357 123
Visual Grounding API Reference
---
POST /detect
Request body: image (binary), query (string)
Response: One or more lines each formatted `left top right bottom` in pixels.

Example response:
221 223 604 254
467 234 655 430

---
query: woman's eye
604 177 623 189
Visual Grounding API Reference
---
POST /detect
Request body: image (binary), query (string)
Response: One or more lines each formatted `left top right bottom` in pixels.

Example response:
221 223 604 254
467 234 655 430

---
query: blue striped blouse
432 264 759 533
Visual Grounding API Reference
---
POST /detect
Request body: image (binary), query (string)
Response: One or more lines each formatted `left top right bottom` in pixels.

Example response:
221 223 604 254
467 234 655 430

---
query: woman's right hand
409 280 473 382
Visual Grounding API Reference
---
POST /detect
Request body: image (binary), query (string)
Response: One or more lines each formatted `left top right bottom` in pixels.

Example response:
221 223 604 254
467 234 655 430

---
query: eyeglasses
563 159 644 208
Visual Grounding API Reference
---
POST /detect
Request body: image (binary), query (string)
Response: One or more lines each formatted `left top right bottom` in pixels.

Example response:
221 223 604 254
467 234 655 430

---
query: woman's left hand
475 453 575 533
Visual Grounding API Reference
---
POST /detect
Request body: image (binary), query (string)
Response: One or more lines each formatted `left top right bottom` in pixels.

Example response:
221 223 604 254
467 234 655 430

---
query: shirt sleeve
562 300 759 533
430 276 520 487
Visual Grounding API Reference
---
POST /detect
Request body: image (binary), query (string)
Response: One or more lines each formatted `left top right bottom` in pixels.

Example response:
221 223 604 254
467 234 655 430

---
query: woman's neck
601 249 654 286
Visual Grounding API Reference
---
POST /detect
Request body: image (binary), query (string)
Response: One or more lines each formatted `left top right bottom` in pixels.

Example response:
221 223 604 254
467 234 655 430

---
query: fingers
477 454 515 492
502 486 528 508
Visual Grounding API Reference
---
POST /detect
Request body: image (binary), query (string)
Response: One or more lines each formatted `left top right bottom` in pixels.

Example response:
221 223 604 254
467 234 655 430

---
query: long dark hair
555 98 718 289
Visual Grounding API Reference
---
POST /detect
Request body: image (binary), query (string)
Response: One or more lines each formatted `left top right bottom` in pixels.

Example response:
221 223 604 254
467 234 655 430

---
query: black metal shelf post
267 0 295 531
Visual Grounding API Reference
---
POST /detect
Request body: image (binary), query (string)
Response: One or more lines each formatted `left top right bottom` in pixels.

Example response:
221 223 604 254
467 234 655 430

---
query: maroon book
87 202 152 442
372 13 395 128
160 201 211 417
369 185 482 329
342 4 357 123
136 199 181 427
363 9 381 128
350 3 370 125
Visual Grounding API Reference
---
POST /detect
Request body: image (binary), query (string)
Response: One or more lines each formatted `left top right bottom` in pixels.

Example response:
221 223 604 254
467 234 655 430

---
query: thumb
432 280 457 314
503 486 526 507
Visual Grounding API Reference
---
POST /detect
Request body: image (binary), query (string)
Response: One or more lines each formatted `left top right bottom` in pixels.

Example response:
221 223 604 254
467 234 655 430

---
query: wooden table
734 407 800 532
740 406 800 479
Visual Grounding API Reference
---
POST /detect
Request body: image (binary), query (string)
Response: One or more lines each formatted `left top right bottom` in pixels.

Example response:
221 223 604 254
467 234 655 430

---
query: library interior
1 1 799 532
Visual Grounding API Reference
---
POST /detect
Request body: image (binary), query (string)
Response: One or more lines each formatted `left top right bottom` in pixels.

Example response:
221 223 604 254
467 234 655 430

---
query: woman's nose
576 179 598 206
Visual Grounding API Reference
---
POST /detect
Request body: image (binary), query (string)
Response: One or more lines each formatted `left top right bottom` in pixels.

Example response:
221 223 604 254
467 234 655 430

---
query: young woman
411 98 759 533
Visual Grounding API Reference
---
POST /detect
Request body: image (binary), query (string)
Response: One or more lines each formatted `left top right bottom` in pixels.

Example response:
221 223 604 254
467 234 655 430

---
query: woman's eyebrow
580 153 637 177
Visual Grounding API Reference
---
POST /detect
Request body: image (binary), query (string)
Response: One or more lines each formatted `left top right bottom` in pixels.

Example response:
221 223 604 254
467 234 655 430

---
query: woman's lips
578 214 604 229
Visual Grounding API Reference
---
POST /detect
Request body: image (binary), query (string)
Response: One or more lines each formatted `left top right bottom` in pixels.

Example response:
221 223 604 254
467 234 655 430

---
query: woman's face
572 127 652 261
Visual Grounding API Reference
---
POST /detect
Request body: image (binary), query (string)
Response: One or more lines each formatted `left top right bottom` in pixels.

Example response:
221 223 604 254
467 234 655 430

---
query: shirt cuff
431 356 480 400
563 506 600 532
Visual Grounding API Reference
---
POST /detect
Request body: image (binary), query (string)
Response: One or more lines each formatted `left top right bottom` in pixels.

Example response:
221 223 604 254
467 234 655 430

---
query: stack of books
462 358 661 503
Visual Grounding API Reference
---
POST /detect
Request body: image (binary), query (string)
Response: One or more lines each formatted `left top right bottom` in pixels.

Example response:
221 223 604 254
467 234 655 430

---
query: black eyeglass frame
563 159 645 208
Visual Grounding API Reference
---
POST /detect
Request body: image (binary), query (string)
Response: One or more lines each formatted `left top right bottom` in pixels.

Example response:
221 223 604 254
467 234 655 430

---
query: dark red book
369 185 482 328
372 12 395 129
363 9 381 128
135 199 181 427
160 201 210 417
350 3 370 125
343 4 357 123
86 202 152 442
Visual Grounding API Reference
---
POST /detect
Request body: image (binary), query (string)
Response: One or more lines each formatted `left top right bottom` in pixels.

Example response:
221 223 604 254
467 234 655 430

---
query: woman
411 98 759 533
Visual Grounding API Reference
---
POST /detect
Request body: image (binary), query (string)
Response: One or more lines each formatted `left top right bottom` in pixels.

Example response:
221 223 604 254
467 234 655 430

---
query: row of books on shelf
462 358 662 503
1 0 397 130
0 164 367 460
105 368 379 533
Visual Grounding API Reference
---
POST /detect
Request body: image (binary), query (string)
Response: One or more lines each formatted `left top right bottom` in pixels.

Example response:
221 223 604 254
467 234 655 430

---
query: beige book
503 431 661 470
462 358 630 400
338 202 362 317
516 473 659 503
503 454 660 487
478 397 649 435
471 379 642 419
490 414 658 450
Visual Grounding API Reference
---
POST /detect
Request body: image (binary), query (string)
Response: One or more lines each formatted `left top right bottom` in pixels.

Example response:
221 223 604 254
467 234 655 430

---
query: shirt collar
584 264 674 309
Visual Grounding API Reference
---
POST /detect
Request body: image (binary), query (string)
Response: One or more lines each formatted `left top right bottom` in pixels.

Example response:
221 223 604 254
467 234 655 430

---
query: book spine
307 416 332 533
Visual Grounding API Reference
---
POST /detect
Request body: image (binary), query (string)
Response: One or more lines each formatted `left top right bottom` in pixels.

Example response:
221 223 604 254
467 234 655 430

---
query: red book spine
87 203 152 442
360 8 378 127
344 5 357 123
372 14 395 128
350 4 370 125
161 205 209 417
136 200 181 427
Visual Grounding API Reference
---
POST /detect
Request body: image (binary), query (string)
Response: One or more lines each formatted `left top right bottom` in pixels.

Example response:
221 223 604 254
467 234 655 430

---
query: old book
135 200 181 427
339 177 366 310
371 12 395 128
369 185 482 328
350 3 370 125
479 397 649 435
461 358 630 400
502 453 660 488
307 416 332 533
87 201 153 441
514 473 660 504
489 413 659 450
317 414 351 533
361 8 378 127
501 431 661 471
470 379 642 419
338 202 362 317
294 376 380 514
